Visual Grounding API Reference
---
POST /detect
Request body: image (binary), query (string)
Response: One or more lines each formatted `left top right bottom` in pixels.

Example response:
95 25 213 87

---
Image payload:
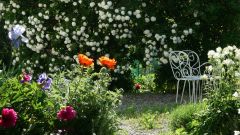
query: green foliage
0 65 122 134
192 82 240 135
110 70 134 92
47 66 122 135
174 128 188 135
134 73 156 93
0 65 22 86
170 103 206 133
154 64 176 94
139 111 157 129
0 77 51 134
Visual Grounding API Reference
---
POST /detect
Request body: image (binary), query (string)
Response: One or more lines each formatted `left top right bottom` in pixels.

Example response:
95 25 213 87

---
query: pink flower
0 108 18 128
20 71 32 83
23 74 32 82
57 106 76 121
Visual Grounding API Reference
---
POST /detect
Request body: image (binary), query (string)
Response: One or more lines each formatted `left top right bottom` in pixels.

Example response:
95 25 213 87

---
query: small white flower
136 14 141 19
172 23 177 28
128 11 132 15
234 131 240 135
86 52 91 56
200 74 208 80
171 29 176 34
216 47 222 53
64 17 69 22
73 2 77 6
193 10 198 17
183 30 189 35
233 92 239 98
207 50 215 58
189 28 193 34
72 22 76 26
195 22 200 26
207 65 213 72
107 1 112 6
150 16 156 22
145 18 150 23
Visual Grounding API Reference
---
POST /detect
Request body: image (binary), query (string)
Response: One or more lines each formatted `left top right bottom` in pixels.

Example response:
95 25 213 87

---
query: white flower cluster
114 64 130 75
207 46 240 79
170 23 193 44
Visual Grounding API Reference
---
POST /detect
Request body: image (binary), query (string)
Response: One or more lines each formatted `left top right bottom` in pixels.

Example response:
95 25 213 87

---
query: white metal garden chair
169 50 209 103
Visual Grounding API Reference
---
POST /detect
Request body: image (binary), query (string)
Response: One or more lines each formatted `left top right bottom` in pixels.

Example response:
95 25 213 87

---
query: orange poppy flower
99 56 117 69
78 54 94 67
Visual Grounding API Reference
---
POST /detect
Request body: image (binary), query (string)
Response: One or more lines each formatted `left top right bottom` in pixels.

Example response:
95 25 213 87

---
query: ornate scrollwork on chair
169 50 207 103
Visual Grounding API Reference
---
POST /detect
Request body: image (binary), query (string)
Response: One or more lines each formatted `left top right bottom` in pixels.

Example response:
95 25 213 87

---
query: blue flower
37 73 52 90
8 25 29 48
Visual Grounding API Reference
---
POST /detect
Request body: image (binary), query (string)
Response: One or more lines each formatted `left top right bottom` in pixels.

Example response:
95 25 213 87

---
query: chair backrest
169 50 201 80
182 50 201 76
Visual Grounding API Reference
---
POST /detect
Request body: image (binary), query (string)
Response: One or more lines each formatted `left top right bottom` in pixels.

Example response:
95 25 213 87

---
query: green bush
170 103 206 133
0 65 122 134
47 66 122 135
191 46 240 135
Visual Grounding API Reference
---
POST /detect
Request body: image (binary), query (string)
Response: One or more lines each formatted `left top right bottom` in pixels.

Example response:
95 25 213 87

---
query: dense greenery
0 66 122 134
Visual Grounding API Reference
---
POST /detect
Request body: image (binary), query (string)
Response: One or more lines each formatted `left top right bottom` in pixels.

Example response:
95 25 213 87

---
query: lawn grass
117 99 206 135
117 103 178 135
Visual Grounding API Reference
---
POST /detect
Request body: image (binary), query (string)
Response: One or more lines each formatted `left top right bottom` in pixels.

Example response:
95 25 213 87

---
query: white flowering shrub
207 46 240 80
186 46 240 134
0 0 199 73
169 46 240 134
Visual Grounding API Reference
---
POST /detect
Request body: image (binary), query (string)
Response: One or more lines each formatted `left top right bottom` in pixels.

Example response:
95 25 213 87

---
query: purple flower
8 25 28 48
37 73 52 90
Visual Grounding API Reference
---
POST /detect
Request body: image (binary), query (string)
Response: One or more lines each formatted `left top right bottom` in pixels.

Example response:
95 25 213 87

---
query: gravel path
119 93 177 111
117 93 178 135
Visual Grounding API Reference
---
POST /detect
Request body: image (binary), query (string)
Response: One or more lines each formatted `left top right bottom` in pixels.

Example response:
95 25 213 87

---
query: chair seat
179 76 201 81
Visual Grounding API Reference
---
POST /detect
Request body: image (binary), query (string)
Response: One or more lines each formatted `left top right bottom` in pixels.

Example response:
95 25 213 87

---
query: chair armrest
200 62 212 76
199 62 212 68
192 62 212 76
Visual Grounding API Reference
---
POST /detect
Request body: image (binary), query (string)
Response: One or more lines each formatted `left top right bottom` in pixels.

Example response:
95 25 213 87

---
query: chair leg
180 80 186 103
197 80 201 101
196 80 200 102
188 80 192 102
192 81 196 103
176 80 180 103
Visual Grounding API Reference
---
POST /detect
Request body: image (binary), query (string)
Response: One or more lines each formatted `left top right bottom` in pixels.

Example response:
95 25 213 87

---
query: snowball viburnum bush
0 0 199 74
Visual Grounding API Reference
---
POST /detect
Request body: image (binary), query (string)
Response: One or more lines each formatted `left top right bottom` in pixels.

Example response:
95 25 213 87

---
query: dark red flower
0 108 18 128
135 83 141 90
57 106 76 121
